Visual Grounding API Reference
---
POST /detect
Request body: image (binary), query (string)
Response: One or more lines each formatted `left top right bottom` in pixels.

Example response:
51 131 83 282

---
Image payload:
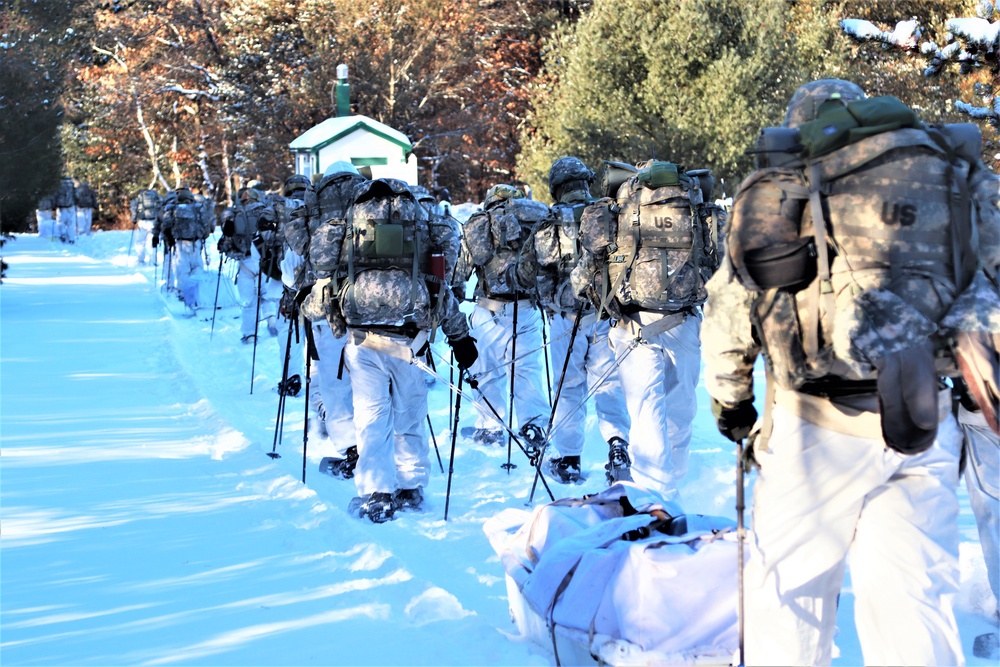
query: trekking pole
301 323 313 484
736 437 747 667
541 308 553 404
249 262 263 394
128 223 136 261
502 297 520 472
444 371 464 521
154 242 159 284
268 318 296 459
528 303 584 504
210 254 224 341
466 371 555 502
424 349 444 472
448 348 455 433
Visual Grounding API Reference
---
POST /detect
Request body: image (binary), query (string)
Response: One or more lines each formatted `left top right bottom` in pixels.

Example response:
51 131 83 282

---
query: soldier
323 177 477 523
533 157 630 484
54 177 77 243
74 180 97 237
36 194 56 239
130 189 161 264
158 187 208 313
572 159 723 499
703 78 1000 665
459 184 551 450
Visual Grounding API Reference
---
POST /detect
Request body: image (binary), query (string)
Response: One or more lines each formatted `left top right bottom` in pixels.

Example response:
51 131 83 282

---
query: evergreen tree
0 0 77 232
516 0 820 201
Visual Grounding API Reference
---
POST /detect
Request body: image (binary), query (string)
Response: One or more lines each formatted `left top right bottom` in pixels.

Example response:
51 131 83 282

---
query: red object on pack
429 253 445 296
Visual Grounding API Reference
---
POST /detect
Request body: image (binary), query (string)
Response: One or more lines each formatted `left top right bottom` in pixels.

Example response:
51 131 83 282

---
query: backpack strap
923 127 978 290
806 162 836 360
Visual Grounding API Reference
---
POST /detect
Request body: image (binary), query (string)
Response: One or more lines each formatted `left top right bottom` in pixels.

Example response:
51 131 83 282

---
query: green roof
289 115 412 153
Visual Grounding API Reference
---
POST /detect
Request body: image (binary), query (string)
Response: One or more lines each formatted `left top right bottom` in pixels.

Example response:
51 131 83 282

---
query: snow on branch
841 18 921 49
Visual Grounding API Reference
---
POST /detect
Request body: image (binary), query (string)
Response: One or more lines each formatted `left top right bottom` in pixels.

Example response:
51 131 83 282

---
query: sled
484 483 741 666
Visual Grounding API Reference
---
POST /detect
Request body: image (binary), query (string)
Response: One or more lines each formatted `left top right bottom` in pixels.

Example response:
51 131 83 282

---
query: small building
289 65 418 184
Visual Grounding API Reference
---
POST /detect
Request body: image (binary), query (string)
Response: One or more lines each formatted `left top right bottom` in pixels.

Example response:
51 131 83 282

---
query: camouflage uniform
332 178 476 522
73 180 96 236
458 184 550 446
958 393 1000 608
284 166 359 467
231 189 280 342
572 161 719 498
702 79 986 666
54 177 77 243
130 190 161 264
36 194 56 240
163 188 208 310
535 157 630 484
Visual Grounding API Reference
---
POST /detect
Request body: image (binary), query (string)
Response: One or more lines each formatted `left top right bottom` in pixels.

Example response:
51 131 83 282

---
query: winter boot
348 492 396 523
605 437 633 485
267 316 279 337
472 428 504 446
393 487 424 512
278 374 302 397
319 445 358 479
548 455 582 484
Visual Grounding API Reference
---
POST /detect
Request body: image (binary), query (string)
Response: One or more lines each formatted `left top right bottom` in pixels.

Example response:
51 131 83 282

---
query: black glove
151 234 159 248
712 398 758 442
449 335 479 370
452 286 466 303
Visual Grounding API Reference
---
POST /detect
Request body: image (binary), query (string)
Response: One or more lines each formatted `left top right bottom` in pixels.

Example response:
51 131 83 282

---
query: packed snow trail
0 236 544 666
1 233 996 665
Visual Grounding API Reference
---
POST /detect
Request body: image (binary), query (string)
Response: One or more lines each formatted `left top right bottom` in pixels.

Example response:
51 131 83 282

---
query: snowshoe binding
318 445 358 479
277 374 302 397
240 334 256 345
348 491 396 524
518 419 546 465
470 428 503 447
548 455 582 484
605 437 633 485
393 487 424 512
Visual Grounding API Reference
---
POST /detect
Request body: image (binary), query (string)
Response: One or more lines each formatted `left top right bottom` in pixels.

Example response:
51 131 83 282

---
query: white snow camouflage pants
960 403 1000 606
56 207 76 243
171 240 204 308
309 320 356 459
607 312 701 497
745 392 964 666
548 312 629 458
132 221 154 264
468 301 549 435
345 336 430 496
236 248 279 338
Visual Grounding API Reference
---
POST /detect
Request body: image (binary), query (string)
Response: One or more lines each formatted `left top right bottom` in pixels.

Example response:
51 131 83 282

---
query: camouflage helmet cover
409 184 435 203
783 79 866 128
548 156 594 198
240 187 263 204
283 174 312 197
483 183 524 210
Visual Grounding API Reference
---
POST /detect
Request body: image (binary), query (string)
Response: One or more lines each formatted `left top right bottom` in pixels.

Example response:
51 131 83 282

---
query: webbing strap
618 310 687 341
349 328 428 363
807 162 835 360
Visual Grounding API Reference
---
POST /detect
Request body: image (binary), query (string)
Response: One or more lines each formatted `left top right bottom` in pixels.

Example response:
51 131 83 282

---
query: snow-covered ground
1 229 997 665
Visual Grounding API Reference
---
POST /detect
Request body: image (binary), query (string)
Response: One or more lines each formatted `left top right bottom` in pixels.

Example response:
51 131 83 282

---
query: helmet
409 184 435 204
240 187 263 204
174 186 195 203
548 156 594 200
483 183 523 210
783 79 866 129
323 160 360 177
283 174 312 197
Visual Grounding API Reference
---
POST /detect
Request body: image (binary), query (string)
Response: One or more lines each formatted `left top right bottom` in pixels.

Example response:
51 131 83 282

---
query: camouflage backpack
74 183 97 209
534 198 592 312
135 190 161 221
464 185 551 299
55 178 76 209
335 178 435 329
221 200 268 257
729 90 997 450
307 171 368 277
194 193 216 237
170 201 203 240
579 160 723 318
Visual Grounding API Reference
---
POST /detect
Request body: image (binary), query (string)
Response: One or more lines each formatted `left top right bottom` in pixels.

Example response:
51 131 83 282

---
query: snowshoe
548 455 582 484
519 419 546 465
318 445 358 479
469 428 504 447
605 437 633 485
393 487 424 512
240 334 256 345
278 374 302 397
348 491 396 524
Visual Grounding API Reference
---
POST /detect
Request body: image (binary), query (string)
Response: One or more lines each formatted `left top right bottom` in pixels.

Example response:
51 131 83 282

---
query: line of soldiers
36 177 98 243
130 76 999 665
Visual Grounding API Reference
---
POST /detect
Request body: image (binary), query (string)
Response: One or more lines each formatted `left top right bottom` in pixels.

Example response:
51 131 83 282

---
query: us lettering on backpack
578 160 724 318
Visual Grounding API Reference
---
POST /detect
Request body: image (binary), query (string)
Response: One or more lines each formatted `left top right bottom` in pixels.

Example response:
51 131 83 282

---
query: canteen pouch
742 237 817 291
874 342 939 455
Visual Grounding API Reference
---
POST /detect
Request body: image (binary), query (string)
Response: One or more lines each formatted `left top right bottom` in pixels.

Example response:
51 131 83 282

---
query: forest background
1 0 997 232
